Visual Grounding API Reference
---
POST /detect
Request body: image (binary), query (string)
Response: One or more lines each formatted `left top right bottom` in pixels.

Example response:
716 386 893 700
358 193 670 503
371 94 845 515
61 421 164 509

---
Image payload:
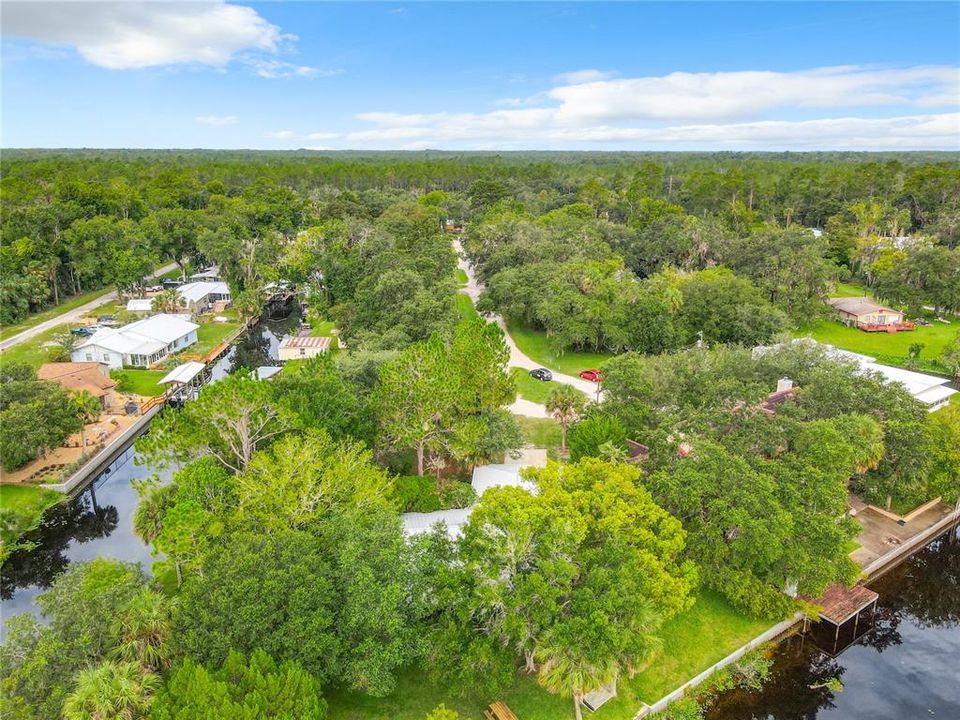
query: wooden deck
808 583 878 625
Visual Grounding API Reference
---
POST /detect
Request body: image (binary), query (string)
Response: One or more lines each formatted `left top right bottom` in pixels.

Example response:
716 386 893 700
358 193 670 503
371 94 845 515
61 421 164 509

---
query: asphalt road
453 239 600 418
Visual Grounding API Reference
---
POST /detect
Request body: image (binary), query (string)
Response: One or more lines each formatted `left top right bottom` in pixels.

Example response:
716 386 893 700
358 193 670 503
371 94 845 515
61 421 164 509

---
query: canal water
0 310 300 636
707 524 960 719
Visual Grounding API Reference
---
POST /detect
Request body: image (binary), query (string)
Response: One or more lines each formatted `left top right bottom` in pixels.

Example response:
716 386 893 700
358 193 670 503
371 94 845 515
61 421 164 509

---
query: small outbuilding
278 335 330 361
125 298 154 314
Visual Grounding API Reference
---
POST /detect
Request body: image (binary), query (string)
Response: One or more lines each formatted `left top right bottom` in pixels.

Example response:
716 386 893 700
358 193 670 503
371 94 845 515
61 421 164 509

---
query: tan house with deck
825 297 911 332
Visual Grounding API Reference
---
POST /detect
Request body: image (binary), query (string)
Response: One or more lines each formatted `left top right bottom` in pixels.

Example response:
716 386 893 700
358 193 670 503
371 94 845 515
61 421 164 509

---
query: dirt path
0 264 179 352
453 239 600 418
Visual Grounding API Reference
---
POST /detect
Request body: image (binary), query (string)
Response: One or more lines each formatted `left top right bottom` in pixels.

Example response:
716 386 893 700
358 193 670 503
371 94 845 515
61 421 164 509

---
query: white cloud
547 66 959 124
554 69 615 84
344 65 959 149
266 130 297 140
248 58 341 79
305 131 341 140
2 1 283 70
195 115 239 126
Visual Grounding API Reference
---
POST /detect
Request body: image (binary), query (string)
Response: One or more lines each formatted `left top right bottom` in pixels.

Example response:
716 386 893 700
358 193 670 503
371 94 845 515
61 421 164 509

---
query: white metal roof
76 314 199 356
256 366 283 381
177 281 230 304
159 361 206 385
471 463 537 497
126 298 154 312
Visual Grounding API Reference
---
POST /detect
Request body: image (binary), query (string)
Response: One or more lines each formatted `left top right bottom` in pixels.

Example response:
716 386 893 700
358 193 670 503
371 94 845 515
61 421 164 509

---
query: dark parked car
70 326 95 337
579 369 602 383
529 367 553 382
96 315 117 326
161 278 182 290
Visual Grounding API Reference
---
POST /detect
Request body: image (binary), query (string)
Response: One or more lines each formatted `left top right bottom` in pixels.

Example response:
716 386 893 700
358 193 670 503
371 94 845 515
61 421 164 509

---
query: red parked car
579 369 602 383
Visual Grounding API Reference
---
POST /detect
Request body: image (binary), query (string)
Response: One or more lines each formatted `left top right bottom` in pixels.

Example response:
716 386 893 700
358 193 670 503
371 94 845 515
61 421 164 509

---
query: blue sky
2 1 958 150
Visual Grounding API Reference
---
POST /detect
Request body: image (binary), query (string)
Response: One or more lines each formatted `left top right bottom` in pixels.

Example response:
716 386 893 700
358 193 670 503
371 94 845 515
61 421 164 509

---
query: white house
72 314 199 370
278 335 330 361
177 281 231 315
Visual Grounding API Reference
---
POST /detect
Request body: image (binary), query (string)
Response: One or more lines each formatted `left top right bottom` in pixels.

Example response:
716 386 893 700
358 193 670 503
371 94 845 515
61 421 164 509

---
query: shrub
390 475 477 513
568 413 627 461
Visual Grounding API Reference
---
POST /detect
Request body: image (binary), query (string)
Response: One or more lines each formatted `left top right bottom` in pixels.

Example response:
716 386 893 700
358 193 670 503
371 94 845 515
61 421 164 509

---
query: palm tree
110 589 172 672
536 634 618 720
426 452 448 495
61 660 158 720
131 482 176 546
151 288 180 314
73 390 102 453
597 441 627 463
545 385 585 455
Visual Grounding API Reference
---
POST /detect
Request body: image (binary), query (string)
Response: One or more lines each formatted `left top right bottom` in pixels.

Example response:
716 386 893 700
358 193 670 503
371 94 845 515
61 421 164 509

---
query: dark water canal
0 310 299 635
707 524 960 719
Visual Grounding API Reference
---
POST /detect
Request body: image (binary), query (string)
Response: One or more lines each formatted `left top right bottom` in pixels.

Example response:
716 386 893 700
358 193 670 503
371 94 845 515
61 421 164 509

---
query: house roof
76 314 199 356
826 297 900 317
37 362 116 397
279 335 331 350
159 361 206 386
177 281 230 304
471 463 537 497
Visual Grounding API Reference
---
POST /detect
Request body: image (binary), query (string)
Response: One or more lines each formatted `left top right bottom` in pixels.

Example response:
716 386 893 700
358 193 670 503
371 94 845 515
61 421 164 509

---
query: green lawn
517 416 562 455
310 320 337 337
511 367 586 405
192 321 242 356
830 281 873 298
0 484 62 562
0 324 70 369
507 321 613 377
327 590 771 720
112 368 167 397
456 268 469 288
456 293 479 320
793 318 959 373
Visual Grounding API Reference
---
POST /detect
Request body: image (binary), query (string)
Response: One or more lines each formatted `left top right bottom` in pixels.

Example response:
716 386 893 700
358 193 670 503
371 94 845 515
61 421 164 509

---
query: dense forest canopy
2 150 960 720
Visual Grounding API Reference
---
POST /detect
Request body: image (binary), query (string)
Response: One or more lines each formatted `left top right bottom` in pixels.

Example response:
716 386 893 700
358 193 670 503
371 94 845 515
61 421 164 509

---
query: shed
126 298 154 314
278 335 330 361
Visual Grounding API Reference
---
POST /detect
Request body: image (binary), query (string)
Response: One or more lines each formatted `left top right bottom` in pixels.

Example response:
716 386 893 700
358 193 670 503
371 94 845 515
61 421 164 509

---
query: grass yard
456 293 480 320
507 321 614 377
517 416 562 454
830 281 873 298
511 367 586 405
0 324 70 369
456 268 469 288
112 368 167 397
192 321 242 356
310 320 337 337
0 484 62 562
327 590 772 720
793 318 959 373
